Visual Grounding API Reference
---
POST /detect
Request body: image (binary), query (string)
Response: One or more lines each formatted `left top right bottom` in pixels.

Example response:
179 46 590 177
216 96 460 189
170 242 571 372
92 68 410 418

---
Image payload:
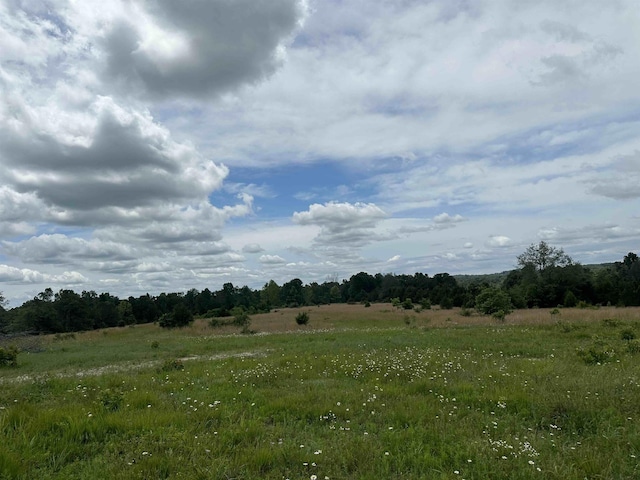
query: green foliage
98 388 124 412
0 345 18 367
295 311 309 325
517 240 573 271
563 290 578 308
439 297 453 309
577 339 616 365
159 304 193 329
401 298 414 310
364 301 371 308
420 298 431 310
151 340 159 349
459 307 472 317
620 328 636 341
627 339 640 354
232 310 251 328
475 287 513 317
602 318 620 328
550 308 561 316
160 358 184 372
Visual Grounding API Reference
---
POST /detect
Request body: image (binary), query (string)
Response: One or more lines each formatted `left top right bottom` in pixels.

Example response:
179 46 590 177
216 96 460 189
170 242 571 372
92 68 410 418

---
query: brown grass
191 303 640 335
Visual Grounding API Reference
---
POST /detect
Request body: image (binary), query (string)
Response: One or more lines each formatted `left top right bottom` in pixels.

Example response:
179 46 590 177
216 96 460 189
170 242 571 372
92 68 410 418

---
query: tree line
0 242 638 334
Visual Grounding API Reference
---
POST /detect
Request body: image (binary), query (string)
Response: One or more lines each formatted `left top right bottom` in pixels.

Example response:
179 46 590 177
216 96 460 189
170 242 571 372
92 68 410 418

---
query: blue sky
0 0 639 306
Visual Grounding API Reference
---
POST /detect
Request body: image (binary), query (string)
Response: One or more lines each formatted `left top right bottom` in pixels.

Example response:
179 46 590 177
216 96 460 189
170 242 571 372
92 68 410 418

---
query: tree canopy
517 241 573 272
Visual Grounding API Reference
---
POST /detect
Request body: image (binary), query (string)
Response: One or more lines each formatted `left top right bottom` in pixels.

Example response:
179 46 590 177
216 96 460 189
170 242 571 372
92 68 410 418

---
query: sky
1 0 639 306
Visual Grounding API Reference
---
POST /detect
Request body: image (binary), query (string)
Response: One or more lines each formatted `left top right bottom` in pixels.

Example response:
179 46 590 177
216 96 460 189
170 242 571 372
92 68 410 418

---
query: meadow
1 304 639 479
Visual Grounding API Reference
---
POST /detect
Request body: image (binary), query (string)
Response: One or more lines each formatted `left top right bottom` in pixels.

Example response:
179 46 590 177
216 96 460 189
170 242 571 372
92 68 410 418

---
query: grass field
1 304 640 479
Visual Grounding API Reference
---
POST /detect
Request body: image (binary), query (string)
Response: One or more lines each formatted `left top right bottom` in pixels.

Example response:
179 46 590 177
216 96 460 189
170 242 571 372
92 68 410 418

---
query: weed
620 328 636 341
99 388 124 412
151 340 159 349
296 311 310 325
159 359 184 372
577 339 615 365
0 345 18 367
627 339 640 354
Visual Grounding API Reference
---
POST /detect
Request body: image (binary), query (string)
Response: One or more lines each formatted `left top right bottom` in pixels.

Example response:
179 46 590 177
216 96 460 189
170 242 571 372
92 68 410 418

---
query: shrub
159 304 194 328
420 299 432 310
232 311 251 327
160 359 184 372
0 345 18 367
577 340 615 365
440 297 454 310
563 291 578 308
99 388 124 412
627 339 640 354
620 328 636 341
295 311 309 325
492 310 507 322
475 287 512 317
364 301 371 308
550 308 560 316
602 318 620 328
459 307 472 317
151 340 159 349
402 298 414 310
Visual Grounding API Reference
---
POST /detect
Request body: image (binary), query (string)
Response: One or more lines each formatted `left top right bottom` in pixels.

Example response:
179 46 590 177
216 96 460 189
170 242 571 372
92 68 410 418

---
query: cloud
387 255 401 262
242 243 265 254
1 97 228 218
0 264 88 285
292 201 388 246
586 151 640 200
433 213 466 224
259 254 287 264
2 234 136 265
101 0 308 99
486 235 512 248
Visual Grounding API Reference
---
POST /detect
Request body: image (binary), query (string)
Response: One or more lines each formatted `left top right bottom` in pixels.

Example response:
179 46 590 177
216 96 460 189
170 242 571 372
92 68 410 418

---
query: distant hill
454 262 617 287
453 271 511 287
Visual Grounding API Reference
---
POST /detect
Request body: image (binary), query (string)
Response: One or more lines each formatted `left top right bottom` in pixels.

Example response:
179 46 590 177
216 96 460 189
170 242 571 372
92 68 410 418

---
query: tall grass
1 306 639 479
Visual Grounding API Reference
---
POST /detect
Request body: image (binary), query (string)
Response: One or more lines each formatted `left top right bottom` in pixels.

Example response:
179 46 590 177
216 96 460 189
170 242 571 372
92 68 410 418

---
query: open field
1 305 640 479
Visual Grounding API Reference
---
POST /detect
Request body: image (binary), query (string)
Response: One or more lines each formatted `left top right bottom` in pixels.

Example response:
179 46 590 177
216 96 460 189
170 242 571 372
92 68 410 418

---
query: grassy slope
1 304 639 479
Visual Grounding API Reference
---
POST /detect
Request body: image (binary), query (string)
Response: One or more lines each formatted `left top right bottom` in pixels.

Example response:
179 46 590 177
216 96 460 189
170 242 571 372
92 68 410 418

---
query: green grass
1 310 640 479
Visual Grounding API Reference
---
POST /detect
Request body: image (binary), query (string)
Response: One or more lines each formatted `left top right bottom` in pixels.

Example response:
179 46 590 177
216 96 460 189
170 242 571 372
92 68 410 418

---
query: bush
577 340 615 365
296 311 309 325
627 339 640 354
563 291 578 308
99 388 124 412
151 340 159 349
420 298 431 310
475 287 513 317
159 304 194 328
440 297 453 310
402 298 414 310
621 328 636 341
459 307 472 317
0 345 18 367
160 359 184 372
